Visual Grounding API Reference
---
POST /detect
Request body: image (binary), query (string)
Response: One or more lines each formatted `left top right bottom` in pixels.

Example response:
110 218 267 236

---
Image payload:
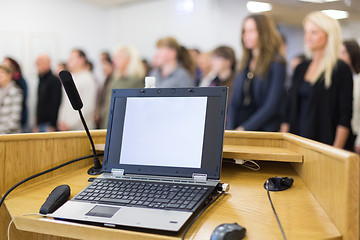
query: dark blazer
284 59 353 147
226 60 286 131
36 70 62 128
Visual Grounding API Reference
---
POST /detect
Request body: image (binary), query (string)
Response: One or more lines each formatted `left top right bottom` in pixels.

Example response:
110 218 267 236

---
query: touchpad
85 205 120 218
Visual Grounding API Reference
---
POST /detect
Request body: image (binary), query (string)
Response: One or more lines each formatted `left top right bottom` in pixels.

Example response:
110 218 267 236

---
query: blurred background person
226 14 286 131
282 12 353 150
198 52 214 87
0 65 23 134
58 49 97 131
290 54 308 74
34 54 62 132
100 45 145 129
209 46 236 94
189 48 202 86
142 58 151 76
340 39 360 153
3 57 28 132
100 51 111 64
150 37 195 88
95 53 113 129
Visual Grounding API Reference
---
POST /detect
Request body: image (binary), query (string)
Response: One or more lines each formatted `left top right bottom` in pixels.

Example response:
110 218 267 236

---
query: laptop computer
51 87 227 233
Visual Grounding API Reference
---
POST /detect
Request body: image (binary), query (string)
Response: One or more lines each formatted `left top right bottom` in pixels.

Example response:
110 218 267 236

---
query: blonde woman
226 14 286 131
282 11 353 149
100 45 145 129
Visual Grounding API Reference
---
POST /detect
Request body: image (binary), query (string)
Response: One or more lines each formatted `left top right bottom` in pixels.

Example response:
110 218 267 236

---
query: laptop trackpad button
85 205 120 218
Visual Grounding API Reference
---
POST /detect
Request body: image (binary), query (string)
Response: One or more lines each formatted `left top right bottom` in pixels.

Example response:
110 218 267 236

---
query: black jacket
284 60 353 147
226 60 286 131
36 71 62 128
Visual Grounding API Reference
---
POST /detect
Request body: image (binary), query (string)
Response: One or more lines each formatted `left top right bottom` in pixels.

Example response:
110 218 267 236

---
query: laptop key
154 198 170 203
167 203 180 208
99 198 131 205
186 201 198 210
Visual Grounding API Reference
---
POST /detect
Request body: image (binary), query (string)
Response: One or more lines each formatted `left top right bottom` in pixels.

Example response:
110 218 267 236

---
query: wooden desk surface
5 161 340 240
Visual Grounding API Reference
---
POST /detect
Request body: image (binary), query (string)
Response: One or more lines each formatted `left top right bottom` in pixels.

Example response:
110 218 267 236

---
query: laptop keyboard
74 179 213 211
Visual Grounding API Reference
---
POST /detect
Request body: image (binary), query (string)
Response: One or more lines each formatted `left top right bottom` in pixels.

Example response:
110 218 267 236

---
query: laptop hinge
192 173 207 182
111 168 124 177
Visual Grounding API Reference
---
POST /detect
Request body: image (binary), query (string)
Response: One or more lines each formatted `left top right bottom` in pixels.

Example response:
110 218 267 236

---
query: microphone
59 70 102 175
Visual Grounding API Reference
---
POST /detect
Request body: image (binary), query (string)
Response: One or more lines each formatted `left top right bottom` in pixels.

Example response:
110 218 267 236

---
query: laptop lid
102 87 227 180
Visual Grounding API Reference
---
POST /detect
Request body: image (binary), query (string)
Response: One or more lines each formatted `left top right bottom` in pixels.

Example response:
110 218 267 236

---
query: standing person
209 46 237 95
3 57 28 132
226 14 286 131
282 11 353 149
34 54 62 132
58 49 97 131
150 37 195 88
0 65 23 134
100 45 145 129
340 39 360 153
95 54 113 129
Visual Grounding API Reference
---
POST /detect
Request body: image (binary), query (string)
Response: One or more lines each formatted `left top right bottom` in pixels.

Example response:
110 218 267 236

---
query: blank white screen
119 97 207 168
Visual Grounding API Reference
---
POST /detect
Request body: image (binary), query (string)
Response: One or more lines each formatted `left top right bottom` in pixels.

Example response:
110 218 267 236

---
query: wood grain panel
284 134 359 240
0 130 107 239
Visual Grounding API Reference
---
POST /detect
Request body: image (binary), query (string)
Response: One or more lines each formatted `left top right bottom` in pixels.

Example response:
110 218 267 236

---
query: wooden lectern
0 130 358 239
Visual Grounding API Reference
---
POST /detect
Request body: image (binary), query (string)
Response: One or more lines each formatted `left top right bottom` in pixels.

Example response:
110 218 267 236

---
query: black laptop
51 87 227 233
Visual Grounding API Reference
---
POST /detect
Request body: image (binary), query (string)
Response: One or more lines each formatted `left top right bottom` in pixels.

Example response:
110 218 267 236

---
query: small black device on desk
39 185 71 215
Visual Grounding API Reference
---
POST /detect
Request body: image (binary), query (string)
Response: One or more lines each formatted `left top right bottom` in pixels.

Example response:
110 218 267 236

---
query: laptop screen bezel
102 87 227 180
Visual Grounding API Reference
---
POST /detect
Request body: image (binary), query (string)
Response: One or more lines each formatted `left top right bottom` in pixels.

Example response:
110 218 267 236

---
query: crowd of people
1 11 360 153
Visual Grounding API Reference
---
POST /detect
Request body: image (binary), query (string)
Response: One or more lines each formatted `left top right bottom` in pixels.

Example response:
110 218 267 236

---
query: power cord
238 159 260 171
181 190 226 240
266 180 287 240
7 213 46 240
0 153 103 208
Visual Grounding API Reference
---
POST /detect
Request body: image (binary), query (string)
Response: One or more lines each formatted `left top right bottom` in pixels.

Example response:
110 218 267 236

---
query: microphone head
59 70 83 111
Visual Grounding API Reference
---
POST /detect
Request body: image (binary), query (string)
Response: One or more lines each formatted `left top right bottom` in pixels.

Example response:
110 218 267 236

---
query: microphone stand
78 109 102 175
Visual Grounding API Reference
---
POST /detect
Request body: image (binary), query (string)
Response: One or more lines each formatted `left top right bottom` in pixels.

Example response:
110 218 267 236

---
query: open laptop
51 87 227 233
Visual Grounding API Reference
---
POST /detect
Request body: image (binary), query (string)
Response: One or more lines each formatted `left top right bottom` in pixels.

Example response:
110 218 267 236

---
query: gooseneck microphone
59 70 102 175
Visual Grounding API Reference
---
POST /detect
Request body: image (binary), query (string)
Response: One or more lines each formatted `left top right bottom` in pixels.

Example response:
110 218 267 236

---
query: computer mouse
264 176 294 191
210 223 246 240
39 185 71 214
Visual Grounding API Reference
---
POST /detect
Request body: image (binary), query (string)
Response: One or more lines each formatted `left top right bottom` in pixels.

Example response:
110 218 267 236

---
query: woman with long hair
150 37 195 87
282 11 353 149
340 39 360 152
0 65 23 134
100 45 145 129
3 57 28 131
226 14 286 131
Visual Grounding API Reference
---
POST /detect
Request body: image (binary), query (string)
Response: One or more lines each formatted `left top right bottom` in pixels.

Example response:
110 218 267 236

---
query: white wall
0 0 111 128
108 0 249 61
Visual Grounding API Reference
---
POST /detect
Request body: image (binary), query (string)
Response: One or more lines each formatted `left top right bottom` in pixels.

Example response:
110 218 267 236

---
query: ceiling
80 0 360 25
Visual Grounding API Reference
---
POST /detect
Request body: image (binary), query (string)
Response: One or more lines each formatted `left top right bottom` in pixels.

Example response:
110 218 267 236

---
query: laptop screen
102 87 227 179
119 97 207 168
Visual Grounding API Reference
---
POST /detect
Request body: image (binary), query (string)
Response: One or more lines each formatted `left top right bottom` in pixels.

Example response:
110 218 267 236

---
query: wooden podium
0 130 358 239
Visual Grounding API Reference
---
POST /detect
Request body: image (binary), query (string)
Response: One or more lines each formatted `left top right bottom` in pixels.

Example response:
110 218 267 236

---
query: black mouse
210 223 246 240
264 176 294 191
39 185 71 214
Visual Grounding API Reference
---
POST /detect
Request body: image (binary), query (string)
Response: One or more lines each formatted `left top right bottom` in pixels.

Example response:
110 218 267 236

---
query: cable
78 110 102 175
7 213 46 240
241 160 260 171
0 154 103 208
181 191 226 240
266 180 287 240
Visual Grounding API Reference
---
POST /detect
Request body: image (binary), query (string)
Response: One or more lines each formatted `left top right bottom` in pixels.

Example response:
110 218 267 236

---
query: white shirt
58 70 97 130
352 73 360 146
